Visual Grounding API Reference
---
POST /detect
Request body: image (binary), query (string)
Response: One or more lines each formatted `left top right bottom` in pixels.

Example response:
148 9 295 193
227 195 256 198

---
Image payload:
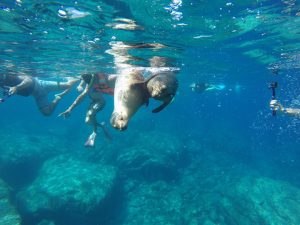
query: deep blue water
1 0 300 225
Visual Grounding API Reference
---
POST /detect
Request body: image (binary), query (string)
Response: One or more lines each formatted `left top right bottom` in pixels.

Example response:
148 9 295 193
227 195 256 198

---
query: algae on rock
17 155 117 223
0 179 21 225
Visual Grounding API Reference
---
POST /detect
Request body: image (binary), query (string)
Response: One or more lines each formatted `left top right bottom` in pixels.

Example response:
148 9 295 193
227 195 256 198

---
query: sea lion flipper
152 96 172 113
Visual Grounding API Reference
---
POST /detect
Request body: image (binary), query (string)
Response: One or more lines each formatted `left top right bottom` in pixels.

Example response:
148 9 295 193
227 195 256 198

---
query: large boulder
178 152 300 225
0 179 21 225
183 175 300 225
122 180 183 225
225 176 300 225
0 132 68 187
116 131 187 182
16 155 117 224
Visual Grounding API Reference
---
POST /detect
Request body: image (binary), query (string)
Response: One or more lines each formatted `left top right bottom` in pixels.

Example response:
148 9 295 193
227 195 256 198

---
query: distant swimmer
0 74 78 116
270 100 300 117
190 83 226 93
59 73 116 147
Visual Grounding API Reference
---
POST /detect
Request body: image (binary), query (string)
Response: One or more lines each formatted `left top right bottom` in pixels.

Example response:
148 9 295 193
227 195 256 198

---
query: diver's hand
58 109 71 118
270 100 283 112
77 85 84 92
76 80 85 92
8 86 18 96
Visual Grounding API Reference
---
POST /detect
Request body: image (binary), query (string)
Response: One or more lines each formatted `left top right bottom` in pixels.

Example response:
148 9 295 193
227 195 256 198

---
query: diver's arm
270 100 300 117
76 79 85 92
59 84 89 118
68 84 89 111
282 108 300 117
9 75 33 95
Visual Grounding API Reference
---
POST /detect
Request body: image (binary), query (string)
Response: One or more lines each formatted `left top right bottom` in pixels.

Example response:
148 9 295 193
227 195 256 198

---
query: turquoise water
1 0 300 224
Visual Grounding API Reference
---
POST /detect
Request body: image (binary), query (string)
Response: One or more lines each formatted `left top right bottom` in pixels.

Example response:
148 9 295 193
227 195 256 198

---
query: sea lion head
146 74 178 113
110 111 129 131
147 74 178 100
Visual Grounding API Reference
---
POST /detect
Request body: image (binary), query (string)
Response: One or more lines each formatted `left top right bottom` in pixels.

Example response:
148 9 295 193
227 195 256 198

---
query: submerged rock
123 180 183 225
117 131 186 182
0 132 67 187
37 220 55 225
226 176 300 225
16 155 117 224
0 179 21 225
179 155 300 225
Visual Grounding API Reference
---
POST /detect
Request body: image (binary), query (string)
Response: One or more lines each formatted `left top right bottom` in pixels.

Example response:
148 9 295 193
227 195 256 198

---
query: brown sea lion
110 70 154 131
146 73 178 113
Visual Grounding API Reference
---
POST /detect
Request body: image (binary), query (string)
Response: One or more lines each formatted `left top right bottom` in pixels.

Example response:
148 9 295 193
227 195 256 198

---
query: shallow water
1 0 300 225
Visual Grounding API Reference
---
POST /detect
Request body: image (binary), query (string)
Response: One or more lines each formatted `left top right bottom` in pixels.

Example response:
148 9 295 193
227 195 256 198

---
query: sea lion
146 73 178 113
110 70 153 131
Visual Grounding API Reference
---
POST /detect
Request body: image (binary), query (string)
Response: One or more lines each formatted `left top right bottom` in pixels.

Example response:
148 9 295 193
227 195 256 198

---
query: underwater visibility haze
1 0 300 224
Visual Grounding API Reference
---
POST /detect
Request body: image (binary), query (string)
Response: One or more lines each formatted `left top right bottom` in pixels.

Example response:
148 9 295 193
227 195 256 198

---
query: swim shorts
32 78 60 109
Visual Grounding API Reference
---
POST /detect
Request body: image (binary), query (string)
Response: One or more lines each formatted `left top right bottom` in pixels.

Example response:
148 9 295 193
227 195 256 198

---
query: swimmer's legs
205 84 226 91
34 78 79 116
54 77 79 98
57 77 79 90
84 102 101 147
45 78 79 115
84 100 111 147
38 89 70 116
85 131 97 148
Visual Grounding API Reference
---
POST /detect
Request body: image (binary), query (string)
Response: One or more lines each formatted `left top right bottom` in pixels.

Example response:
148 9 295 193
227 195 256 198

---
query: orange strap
93 83 114 95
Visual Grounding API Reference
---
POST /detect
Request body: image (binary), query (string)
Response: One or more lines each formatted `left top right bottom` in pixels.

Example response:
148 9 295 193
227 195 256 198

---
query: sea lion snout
151 84 167 98
110 112 128 131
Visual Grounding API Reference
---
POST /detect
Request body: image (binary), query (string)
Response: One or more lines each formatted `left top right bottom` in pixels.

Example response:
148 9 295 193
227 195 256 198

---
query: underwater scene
1 0 300 224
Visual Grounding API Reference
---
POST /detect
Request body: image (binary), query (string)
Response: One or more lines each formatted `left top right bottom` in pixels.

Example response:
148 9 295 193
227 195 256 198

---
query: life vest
93 73 114 95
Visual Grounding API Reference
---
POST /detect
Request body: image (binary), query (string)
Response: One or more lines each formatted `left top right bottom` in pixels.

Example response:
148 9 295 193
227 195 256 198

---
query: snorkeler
59 73 116 147
270 100 300 117
0 74 78 116
190 83 226 93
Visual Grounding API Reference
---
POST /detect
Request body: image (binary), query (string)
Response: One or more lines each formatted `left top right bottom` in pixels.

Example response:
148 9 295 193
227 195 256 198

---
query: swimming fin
84 132 97 148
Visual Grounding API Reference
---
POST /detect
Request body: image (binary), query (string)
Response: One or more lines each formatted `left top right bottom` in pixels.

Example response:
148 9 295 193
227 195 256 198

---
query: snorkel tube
268 82 278 116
